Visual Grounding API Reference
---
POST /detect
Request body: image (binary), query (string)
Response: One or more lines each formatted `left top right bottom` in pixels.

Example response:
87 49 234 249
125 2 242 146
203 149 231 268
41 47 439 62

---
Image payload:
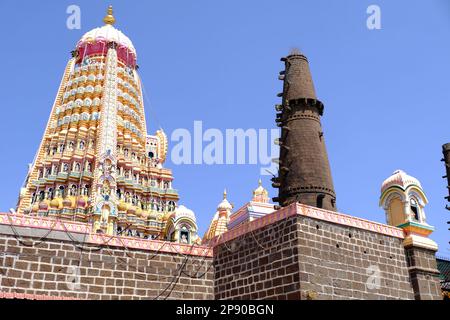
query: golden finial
223 189 227 200
253 179 262 196
103 5 116 25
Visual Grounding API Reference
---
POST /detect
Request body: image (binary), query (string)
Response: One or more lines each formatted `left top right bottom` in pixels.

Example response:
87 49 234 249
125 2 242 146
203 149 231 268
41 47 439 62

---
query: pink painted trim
215 204 297 245
296 203 404 238
77 40 137 67
0 213 212 257
89 233 212 257
0 291 78 300
0 213 90 234
214 203 404 246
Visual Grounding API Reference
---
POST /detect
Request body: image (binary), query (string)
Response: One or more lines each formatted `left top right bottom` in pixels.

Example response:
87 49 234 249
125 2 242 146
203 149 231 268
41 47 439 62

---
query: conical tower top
281 49 316 100
103 5 116 25
275 50 336 211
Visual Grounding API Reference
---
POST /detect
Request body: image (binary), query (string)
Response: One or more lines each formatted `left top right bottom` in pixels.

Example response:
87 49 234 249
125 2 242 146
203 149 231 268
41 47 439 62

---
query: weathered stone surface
0 232 213 300
0 212 442 300
276 53 336 211
404 246 442 300
213 214 441 300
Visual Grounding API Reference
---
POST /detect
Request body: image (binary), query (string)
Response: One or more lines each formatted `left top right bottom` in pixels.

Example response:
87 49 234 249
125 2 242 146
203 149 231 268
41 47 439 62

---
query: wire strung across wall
0 213 213 299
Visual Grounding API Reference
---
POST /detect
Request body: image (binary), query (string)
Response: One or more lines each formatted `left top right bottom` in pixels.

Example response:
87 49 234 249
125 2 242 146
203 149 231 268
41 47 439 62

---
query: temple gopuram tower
272 50 337 211
15 7 197 242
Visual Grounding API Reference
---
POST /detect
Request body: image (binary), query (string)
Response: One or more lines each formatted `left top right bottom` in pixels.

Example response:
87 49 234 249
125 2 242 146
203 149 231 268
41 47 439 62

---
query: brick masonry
276 53 337 211
0 204 443 300
295 216 414 299
214 209 442 300
0 224 213 300
214 215 303 299
405 246 442 300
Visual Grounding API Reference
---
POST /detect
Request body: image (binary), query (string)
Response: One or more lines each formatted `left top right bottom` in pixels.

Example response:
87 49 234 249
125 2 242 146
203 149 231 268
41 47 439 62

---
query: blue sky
0 0 448 256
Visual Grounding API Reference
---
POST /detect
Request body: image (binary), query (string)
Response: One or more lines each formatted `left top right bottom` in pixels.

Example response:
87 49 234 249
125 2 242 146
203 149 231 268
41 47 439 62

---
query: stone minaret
272 50 336 211
442 143 450 243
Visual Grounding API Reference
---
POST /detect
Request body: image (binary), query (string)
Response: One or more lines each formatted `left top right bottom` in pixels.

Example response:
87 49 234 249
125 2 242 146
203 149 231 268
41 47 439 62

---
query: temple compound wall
0 203 442 300
0 213 213 300
213 203 442 300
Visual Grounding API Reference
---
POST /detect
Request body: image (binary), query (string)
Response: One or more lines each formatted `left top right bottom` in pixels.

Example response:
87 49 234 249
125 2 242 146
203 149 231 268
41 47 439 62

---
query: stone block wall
213 203 442 300
0 214 213 300
214 214 302 299
0 204 443 300
405 246 442 300
295 215 414 299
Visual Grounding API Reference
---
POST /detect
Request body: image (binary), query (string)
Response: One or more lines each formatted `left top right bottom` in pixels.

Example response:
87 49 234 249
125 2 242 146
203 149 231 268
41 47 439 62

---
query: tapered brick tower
272 50 336 211
443 143 450 210
442 143 450 241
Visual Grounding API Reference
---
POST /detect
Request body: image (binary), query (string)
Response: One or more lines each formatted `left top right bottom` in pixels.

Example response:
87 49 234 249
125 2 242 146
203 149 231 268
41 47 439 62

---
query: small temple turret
380 170 442 300
252 179 270 203
202 180 276 238
380 170 437 250
203 190 233 242
163 205 201 244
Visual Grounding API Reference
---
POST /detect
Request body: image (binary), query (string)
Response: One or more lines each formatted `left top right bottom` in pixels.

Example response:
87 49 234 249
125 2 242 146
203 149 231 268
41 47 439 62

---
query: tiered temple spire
15 7 199 243
203 189 233 242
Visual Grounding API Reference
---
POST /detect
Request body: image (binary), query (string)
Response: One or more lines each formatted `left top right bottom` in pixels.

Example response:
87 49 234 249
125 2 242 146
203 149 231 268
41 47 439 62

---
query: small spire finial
103 5 116 25
258 179 262 187
223 189 227 200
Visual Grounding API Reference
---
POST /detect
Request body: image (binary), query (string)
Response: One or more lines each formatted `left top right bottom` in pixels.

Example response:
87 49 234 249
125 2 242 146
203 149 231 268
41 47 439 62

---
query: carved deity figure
101 204 110 224
101 181 111 200
104 159 112 175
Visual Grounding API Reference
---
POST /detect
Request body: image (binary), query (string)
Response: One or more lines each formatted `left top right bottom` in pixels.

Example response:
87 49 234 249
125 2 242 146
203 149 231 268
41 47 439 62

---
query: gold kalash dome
15 6 200 244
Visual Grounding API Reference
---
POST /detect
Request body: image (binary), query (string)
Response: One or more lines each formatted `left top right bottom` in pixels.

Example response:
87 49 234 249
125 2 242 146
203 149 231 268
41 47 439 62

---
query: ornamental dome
253 180 268 196
31 203 39 213
50 198 61 209
76 196 88 209
127 205 136 216
217 190 233 211
381 170 422 194
39 200 49 211
77 24 136 55
117 201 128 212
252 179 269 203
63 197 75 208
75 6 137 67
174 205 196 222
